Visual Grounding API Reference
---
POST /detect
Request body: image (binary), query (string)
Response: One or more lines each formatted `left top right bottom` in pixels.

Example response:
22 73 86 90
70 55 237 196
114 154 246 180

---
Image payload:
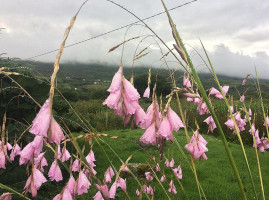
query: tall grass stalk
160 0 247 199
200 40 258 199
255 68 269 137
243 103 265 200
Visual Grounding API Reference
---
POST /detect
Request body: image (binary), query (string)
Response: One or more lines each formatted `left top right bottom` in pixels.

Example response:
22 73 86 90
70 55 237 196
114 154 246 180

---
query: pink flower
197 102 209 115
66 175 76 198
185 130 208 161
95 184 110 199
29 98 51 137
76 171 91 195
109 182 117 199
143 87 150 98
165 158 175 168
104 166 115 183
225 112 246 134
103 66 141 119
240 95 245 102
160 175 166 182
167 107 184 131
72 159 79 172
156 163 161 171
48 118 65 144
145 185 154 195
203 116 216 133
19 135 43 165
0 151 6 169
145 172 153 181
5 143 12 151
9 144 21 161
168 180 177 195
134 106 146 126
264 116 269 127
136 189 140 196
209 86 229 99
53 188 73 200
0 193 12 200
48 160 63 182
34 152 48 172
140 103 159 129
229 106 234 113
24 168 47 197
258 137 269 153
122 166 129 172
140 123 158 145
86 150 96 168
157 117 173 142
117 178 127 192
140 101 161 145
93 191 104 200
183 75 191 88
58 146 71 162
248 108 252 116
173 165 182 179
242 79 246 85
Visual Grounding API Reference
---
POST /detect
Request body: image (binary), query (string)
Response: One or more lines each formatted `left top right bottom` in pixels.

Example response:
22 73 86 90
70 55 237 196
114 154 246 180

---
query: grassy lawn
71 129 269 200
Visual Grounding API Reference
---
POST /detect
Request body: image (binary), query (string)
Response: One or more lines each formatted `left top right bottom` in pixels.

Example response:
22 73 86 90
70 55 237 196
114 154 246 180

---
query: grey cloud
0 0 269 79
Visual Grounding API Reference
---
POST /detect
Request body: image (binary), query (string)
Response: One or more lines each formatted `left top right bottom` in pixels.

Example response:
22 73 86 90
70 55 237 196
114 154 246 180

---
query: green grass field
71 129 269 200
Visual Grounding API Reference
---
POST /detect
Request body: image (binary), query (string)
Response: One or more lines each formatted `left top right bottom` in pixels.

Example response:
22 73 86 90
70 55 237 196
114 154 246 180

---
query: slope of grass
73 129 269 200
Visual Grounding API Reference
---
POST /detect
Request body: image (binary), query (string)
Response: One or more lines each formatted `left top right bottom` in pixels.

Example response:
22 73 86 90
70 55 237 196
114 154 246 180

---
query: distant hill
29 61 269 99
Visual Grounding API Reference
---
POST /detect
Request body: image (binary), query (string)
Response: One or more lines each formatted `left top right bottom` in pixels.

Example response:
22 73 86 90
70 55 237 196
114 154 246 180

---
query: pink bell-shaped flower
48 160 63 182
76 171 91 195
0 193 12 200
72 159 79 172
185 130 208 161
24 168 47 197
29 98 51 137
9 143 21 161
143 87 150 98
183 75 192 88
145 172 153 181
209 86 229 99
203 116 216 133
104 166 115 183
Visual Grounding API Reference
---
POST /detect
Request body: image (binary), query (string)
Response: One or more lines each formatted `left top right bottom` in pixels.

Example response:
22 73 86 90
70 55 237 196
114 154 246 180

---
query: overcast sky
1 0 269 79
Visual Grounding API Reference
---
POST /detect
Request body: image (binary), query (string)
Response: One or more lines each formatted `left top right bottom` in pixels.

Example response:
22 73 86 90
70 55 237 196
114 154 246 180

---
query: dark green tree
133 73 172 97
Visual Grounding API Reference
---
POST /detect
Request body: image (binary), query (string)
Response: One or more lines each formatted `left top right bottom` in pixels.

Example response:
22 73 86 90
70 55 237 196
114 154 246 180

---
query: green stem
160 1 246 199
200 40 257 200
0 183 31 200
255 68 269 138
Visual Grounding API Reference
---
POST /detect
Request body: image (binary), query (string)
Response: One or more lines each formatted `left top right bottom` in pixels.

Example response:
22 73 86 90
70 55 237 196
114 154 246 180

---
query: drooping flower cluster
209 86 229 100
203 116 216 133
168 180 177 195
157 107 184 143
29 98 65 144
185 130 208 161
24 168 47 197
225 112 246 134
249 124 269 152
103 65 145 126
139 99 161 145
92 166 127 200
